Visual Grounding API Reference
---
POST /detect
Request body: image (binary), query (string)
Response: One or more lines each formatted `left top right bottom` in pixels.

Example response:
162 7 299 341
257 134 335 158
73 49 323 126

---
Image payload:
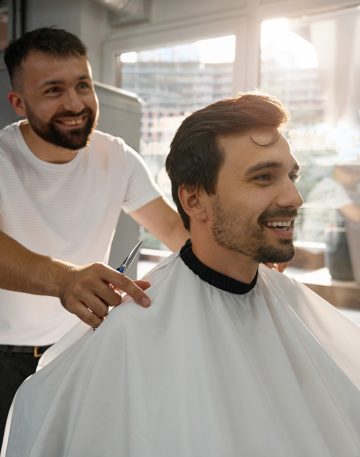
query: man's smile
55 115 88 128
261 218 296 240
262 219 295 230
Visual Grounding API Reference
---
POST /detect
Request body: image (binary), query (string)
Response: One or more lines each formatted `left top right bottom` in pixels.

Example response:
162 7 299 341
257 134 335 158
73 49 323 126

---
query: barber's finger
112 273 151 307
133 280 151 291
76 303 104 328
95 281 123 307
80 291 110 318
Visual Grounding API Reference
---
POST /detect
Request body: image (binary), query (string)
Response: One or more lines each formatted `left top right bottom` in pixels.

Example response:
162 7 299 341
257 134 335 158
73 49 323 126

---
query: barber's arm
340 203 360 223
130 196 189 251
0 230 151 328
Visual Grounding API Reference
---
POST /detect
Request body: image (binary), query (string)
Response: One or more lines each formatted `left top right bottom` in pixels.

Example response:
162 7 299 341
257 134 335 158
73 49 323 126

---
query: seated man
3 93 360 457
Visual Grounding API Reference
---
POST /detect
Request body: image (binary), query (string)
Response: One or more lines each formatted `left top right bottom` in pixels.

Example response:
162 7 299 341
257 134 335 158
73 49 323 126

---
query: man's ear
178 185 209 223
8 91 26 116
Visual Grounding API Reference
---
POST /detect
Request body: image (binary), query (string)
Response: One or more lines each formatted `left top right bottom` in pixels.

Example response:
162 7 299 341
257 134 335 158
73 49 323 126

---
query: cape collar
180 239 258 295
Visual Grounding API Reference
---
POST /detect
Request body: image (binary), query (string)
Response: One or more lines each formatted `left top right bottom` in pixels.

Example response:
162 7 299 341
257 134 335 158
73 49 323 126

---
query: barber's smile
55 115 87 129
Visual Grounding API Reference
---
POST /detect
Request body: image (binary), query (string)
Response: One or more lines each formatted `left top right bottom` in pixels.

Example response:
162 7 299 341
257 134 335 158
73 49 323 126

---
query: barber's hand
58 263 151 328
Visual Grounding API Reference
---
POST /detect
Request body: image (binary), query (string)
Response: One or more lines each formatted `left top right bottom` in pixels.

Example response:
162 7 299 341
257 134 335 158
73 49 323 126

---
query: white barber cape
3 241 360 457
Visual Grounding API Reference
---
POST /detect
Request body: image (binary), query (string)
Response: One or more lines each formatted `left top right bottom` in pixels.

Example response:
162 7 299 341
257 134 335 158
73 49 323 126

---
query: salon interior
1 0 360 319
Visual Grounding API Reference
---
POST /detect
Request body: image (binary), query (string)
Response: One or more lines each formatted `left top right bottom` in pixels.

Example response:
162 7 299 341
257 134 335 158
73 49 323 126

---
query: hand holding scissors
59 240 150 329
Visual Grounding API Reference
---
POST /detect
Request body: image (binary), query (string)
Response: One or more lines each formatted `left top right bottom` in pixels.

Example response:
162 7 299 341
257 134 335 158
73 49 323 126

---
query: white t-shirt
0 122 161 345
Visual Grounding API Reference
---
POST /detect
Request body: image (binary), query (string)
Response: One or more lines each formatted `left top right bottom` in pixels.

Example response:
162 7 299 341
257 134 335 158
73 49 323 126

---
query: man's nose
277 180 304 209
62 89 84 113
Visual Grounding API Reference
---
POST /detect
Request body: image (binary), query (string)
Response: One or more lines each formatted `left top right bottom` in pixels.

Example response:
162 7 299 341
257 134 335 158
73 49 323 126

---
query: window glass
260 10 360 284
119 35 236 249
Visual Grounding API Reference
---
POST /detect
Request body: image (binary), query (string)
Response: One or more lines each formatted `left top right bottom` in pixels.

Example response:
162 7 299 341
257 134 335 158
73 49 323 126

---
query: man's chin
50 116 95 149
52 129 93 150
254 241 295 264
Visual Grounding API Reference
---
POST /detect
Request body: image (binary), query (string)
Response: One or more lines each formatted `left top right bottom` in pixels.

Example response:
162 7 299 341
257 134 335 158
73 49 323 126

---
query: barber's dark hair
165 92 288 230
4 27 87 86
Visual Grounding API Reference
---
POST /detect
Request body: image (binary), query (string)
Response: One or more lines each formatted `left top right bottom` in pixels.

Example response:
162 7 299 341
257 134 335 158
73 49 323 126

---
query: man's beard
211 199 296 264
26 105 97 150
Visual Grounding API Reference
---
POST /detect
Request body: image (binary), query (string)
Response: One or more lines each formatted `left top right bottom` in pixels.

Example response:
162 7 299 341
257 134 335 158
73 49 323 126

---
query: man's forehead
21 50 87 73
249 128 281 146
19 51 92 86
219 126 280 144
217 128 298 171
218 127 285 152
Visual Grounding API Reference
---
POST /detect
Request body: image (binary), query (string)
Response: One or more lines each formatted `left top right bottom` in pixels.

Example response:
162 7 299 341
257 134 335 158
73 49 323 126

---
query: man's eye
77 82 91 90
254 174 272 182
45 87 61 95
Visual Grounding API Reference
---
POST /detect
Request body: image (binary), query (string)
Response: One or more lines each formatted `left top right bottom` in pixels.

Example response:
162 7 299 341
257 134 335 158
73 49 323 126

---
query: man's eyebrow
245 161 300 175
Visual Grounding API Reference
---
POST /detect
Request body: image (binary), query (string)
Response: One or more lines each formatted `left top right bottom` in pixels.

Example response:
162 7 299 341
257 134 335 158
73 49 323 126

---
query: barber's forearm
0 230 152 328
340 204 360 223
161 221 189 251
0 230 71 297
130 197 189 252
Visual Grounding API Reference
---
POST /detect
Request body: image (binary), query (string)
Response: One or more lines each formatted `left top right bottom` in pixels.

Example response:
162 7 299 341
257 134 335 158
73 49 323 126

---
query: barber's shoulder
0 122 20 156
91 129 125 145
90 129 132 156
0 128 5 151
0 121 18 139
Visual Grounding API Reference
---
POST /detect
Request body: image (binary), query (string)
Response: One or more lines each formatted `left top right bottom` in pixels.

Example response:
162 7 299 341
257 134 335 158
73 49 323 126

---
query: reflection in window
260 10 360 284
118 36 236 249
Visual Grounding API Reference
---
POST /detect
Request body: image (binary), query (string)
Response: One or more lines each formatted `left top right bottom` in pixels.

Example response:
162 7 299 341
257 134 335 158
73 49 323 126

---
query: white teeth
62 119 83 126
265 221 292 228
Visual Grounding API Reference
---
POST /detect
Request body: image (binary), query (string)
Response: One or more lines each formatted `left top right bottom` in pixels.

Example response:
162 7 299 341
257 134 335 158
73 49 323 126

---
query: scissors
93 240 143 331
116 240 143 274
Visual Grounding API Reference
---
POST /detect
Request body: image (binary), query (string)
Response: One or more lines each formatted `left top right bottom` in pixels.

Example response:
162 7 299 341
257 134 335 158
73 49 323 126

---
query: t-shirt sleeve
121 143 163 214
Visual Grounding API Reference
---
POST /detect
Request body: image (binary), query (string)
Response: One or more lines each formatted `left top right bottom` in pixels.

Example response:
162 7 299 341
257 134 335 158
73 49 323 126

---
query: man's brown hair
4 27 87 87
165 92 288 229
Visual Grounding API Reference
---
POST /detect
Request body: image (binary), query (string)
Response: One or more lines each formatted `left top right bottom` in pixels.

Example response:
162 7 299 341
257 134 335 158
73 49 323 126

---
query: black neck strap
180 239 258 295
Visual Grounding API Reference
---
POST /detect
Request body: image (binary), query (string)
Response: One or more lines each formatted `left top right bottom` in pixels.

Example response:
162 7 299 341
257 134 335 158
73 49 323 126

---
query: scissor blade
120 240 143 273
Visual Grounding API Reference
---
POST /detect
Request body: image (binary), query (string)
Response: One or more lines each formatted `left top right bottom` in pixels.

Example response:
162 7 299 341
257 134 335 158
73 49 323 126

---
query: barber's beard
211 199 296 264
25 105 97 150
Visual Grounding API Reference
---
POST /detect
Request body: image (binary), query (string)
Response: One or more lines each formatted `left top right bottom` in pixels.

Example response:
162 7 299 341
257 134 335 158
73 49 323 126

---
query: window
118 35 236 249
260 9 360 283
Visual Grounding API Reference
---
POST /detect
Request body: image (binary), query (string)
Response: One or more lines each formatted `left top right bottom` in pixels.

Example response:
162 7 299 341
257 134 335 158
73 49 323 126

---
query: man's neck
190 229 259 284
19 121 78 164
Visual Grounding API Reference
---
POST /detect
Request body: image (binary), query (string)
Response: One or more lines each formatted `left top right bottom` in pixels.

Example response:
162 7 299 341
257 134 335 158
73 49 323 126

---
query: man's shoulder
0 121 19 142
88 130 137 158
88 130 145 177
90 129 125 147
258 264 302 291
0 122 20 158
105 252 181 319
